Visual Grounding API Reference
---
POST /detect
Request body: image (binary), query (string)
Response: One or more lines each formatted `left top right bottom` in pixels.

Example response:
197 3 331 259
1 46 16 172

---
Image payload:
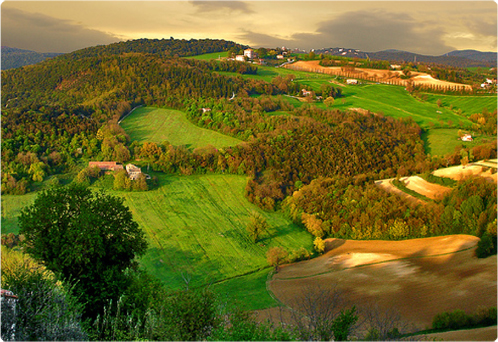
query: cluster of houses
480 78 497 89
228 48 291 64
88 161 150 180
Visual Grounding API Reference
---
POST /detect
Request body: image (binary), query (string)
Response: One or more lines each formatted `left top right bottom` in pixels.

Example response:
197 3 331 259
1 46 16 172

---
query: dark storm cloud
1 7 121 53
242 10 455 55
189 1 253 14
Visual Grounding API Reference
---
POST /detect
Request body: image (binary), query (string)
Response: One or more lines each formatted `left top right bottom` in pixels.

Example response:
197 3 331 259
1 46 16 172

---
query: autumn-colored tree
388 219 409 240
324 97 335 107
314 237 326 254
266 247 289 272
302 213 325 237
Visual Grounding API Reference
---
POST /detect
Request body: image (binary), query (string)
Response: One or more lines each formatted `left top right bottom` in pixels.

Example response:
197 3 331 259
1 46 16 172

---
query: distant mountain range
314 47 497 68
1 46 63 70
2 44 496 70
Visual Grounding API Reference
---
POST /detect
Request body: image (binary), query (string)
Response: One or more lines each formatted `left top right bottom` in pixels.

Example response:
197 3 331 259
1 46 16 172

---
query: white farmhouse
244 49 255 59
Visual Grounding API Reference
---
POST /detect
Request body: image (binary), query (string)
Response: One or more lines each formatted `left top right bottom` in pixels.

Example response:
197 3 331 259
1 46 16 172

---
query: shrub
475 232 496 258
1 246 87 341
432 307 496 331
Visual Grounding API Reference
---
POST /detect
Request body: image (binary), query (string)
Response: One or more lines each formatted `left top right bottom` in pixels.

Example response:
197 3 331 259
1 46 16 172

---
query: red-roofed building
88 161 124 172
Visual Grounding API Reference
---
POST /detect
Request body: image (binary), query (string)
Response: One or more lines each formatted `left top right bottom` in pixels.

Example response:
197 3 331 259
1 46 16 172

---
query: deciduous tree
18 184 148 318
246 211 269 243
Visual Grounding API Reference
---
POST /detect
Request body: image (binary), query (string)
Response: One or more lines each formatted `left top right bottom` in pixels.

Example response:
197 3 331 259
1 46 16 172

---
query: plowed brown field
433 164 497 183
268 235 497 331
401 176 452 200
285 61 472 90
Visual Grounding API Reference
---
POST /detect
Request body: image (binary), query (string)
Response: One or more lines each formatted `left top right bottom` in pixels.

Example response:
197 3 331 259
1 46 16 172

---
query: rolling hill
1 46 62 70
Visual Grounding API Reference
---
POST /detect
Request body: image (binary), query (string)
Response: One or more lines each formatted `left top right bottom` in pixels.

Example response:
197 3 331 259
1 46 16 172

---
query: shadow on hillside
420 129 432 155
325 238 345 253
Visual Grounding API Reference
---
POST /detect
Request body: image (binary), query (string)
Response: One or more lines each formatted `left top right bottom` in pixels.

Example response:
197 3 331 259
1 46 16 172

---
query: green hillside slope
122 173 313 290
120 107 242 149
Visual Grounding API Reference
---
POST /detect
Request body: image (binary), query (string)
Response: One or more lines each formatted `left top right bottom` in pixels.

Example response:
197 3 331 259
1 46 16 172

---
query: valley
1 38 496 341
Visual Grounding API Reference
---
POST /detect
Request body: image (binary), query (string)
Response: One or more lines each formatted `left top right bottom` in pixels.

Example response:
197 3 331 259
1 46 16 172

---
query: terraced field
120 107 242 149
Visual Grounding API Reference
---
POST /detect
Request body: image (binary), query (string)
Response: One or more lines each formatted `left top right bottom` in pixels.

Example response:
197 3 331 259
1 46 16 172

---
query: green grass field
120 107 242 149
118 173 313 291
187 51 228 60
1 173 312 308
1 193 37 234
421 128 496 157
420 93 497 116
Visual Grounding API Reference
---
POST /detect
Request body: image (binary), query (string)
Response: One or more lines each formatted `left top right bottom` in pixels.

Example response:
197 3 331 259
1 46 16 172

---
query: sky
1 1 497 55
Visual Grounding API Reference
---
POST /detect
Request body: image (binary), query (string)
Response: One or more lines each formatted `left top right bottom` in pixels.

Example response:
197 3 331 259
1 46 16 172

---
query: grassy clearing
421 128 496 157
187 51 228 60
1 193 37 234
116 173 313 291
120 107 242 149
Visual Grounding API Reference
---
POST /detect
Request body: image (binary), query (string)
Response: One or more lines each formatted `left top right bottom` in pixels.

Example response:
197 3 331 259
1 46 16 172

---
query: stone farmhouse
461 134 473 142
88 161 150 180
126 164 142 180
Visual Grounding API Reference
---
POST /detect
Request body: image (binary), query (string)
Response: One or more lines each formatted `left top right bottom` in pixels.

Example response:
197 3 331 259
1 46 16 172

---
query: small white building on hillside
244 49 255 59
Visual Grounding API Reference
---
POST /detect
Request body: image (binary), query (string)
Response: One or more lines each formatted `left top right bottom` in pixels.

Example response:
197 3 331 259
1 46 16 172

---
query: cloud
189 1 253 14
241 9 455 55
1 7 122 53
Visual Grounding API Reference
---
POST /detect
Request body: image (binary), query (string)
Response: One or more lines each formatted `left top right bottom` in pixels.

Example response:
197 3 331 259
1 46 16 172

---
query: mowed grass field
421 93 497 116
117 173 313 292
187 51 228 60
120 107 242 149
422 128 496 157
1 174 312 309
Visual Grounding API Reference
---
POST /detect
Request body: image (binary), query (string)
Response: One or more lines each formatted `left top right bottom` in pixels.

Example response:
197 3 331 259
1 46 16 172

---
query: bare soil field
425 325 497 341
401 175 452 200
433 163 497 183
376 161 496 204
286 61 472 90
268 235 497 332
374 178 426 206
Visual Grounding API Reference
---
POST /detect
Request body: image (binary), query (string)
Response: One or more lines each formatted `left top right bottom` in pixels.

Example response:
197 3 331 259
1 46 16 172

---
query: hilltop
1 46 62 70
313 47 497 68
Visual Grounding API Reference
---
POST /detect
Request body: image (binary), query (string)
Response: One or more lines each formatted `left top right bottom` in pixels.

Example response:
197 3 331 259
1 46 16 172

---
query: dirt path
268 235 497 331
